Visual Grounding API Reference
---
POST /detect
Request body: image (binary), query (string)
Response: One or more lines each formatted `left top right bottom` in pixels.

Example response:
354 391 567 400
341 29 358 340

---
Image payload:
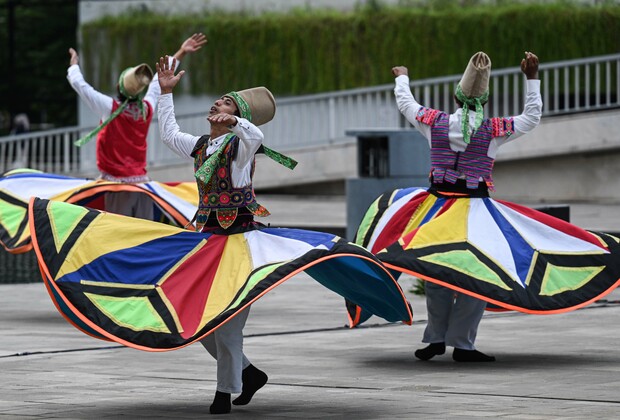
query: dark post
345 128 430 240
7 0 16 124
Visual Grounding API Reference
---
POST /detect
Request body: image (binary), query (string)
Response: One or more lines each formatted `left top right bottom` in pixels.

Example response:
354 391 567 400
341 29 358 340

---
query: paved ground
1 274 619 419
1 196 619 419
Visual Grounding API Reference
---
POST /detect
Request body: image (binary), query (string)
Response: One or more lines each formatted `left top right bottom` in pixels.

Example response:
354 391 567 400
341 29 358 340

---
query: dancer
66 33 206 218
156 54 279 413
397 51 541 362
351 51 620 362
156 52 403 413
25 52 412 416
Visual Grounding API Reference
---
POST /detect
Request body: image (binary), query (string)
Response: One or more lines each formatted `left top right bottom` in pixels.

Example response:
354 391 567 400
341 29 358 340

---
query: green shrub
81 3 620 95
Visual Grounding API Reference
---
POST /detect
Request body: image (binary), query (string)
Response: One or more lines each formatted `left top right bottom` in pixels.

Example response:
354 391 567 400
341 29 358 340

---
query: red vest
96 100 153 178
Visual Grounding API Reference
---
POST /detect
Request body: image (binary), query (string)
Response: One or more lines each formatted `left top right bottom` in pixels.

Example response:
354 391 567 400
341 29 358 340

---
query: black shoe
210 391 231 415
232 364 268 406
452 348 496 362
414 342 446 361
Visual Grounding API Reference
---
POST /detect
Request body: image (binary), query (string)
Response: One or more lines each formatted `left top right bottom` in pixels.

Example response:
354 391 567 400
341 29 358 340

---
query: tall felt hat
225 87 276 126
457 51 491 99
455 52 492 144
119 63 154 99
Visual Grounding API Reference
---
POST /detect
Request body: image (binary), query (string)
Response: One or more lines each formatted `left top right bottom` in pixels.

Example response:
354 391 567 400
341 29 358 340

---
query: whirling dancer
26 45 413 415
352 51 620 363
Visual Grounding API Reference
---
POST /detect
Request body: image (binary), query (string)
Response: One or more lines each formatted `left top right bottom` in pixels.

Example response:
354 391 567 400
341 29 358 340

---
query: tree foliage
0 0 78 134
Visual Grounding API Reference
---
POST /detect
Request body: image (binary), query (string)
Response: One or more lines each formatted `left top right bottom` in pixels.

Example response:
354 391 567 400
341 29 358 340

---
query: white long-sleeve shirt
157 93 264 188
394 75 542 159
67 58 178 121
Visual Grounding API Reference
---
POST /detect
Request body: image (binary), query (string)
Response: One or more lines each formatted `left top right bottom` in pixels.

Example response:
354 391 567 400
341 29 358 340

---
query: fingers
391 66 408 77
157 55 175 73
192 32 208 45
156 56 166 74
207 113 234 125
68 48 79 65
524 51 539 64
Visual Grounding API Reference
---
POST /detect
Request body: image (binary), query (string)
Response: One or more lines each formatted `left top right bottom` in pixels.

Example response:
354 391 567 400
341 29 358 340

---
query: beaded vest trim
491 117 515 138
192 135 270 230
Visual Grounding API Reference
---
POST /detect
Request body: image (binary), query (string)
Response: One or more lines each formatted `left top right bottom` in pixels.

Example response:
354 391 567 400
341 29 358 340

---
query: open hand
156 55 184 94
180 33 207 55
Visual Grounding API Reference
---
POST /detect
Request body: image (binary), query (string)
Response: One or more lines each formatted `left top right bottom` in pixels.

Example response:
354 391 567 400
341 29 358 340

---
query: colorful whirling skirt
349 187 620 325
0 169 198 253
28 198 412 351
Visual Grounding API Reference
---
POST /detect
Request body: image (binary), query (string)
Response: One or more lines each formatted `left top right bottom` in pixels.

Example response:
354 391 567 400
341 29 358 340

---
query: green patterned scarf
455 84 489 144
195 134 298 186
195 134 235 184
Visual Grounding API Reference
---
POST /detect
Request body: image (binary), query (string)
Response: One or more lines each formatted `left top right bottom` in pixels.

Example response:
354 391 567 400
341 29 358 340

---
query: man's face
209 96 238 117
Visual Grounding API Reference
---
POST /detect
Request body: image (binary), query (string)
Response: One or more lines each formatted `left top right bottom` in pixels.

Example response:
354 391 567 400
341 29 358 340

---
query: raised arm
495 52 542 146
66 48 114 119
156 55 199 158
392 65 432 140
145 34 207 109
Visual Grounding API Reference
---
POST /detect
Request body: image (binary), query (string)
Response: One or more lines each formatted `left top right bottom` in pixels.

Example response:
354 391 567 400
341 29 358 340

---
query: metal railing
1 53 618 176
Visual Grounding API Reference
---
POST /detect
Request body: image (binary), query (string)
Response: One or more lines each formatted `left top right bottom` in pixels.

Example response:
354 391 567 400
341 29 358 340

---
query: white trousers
200 308 251 394
104 191 153 220
422 282 486 350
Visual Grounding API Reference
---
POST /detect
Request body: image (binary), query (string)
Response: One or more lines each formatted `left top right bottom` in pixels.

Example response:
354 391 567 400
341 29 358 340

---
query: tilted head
118 63 154 101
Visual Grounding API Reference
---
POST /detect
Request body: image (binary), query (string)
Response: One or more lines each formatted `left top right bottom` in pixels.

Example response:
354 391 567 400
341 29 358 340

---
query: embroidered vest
191 135 269 230
416 107 497 191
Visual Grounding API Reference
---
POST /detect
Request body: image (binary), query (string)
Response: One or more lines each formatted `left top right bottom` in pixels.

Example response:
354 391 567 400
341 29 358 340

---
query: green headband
455 84 489 144
226 91 252 121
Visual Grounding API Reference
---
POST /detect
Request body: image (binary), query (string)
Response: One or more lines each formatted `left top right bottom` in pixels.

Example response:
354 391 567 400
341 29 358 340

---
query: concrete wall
249 108 620 204
493 109 620 204
149 137 358 185
151 108 620 204
116 103 620 206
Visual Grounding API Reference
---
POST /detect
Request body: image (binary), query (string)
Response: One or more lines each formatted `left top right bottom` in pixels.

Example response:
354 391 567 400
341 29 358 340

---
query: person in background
10 113 30 134
66 33 206 218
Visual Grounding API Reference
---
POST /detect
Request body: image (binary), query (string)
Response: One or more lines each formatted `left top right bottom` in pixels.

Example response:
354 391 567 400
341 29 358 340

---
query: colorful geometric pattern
0 170 198 254
29 198 412 351
353 187 620 318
